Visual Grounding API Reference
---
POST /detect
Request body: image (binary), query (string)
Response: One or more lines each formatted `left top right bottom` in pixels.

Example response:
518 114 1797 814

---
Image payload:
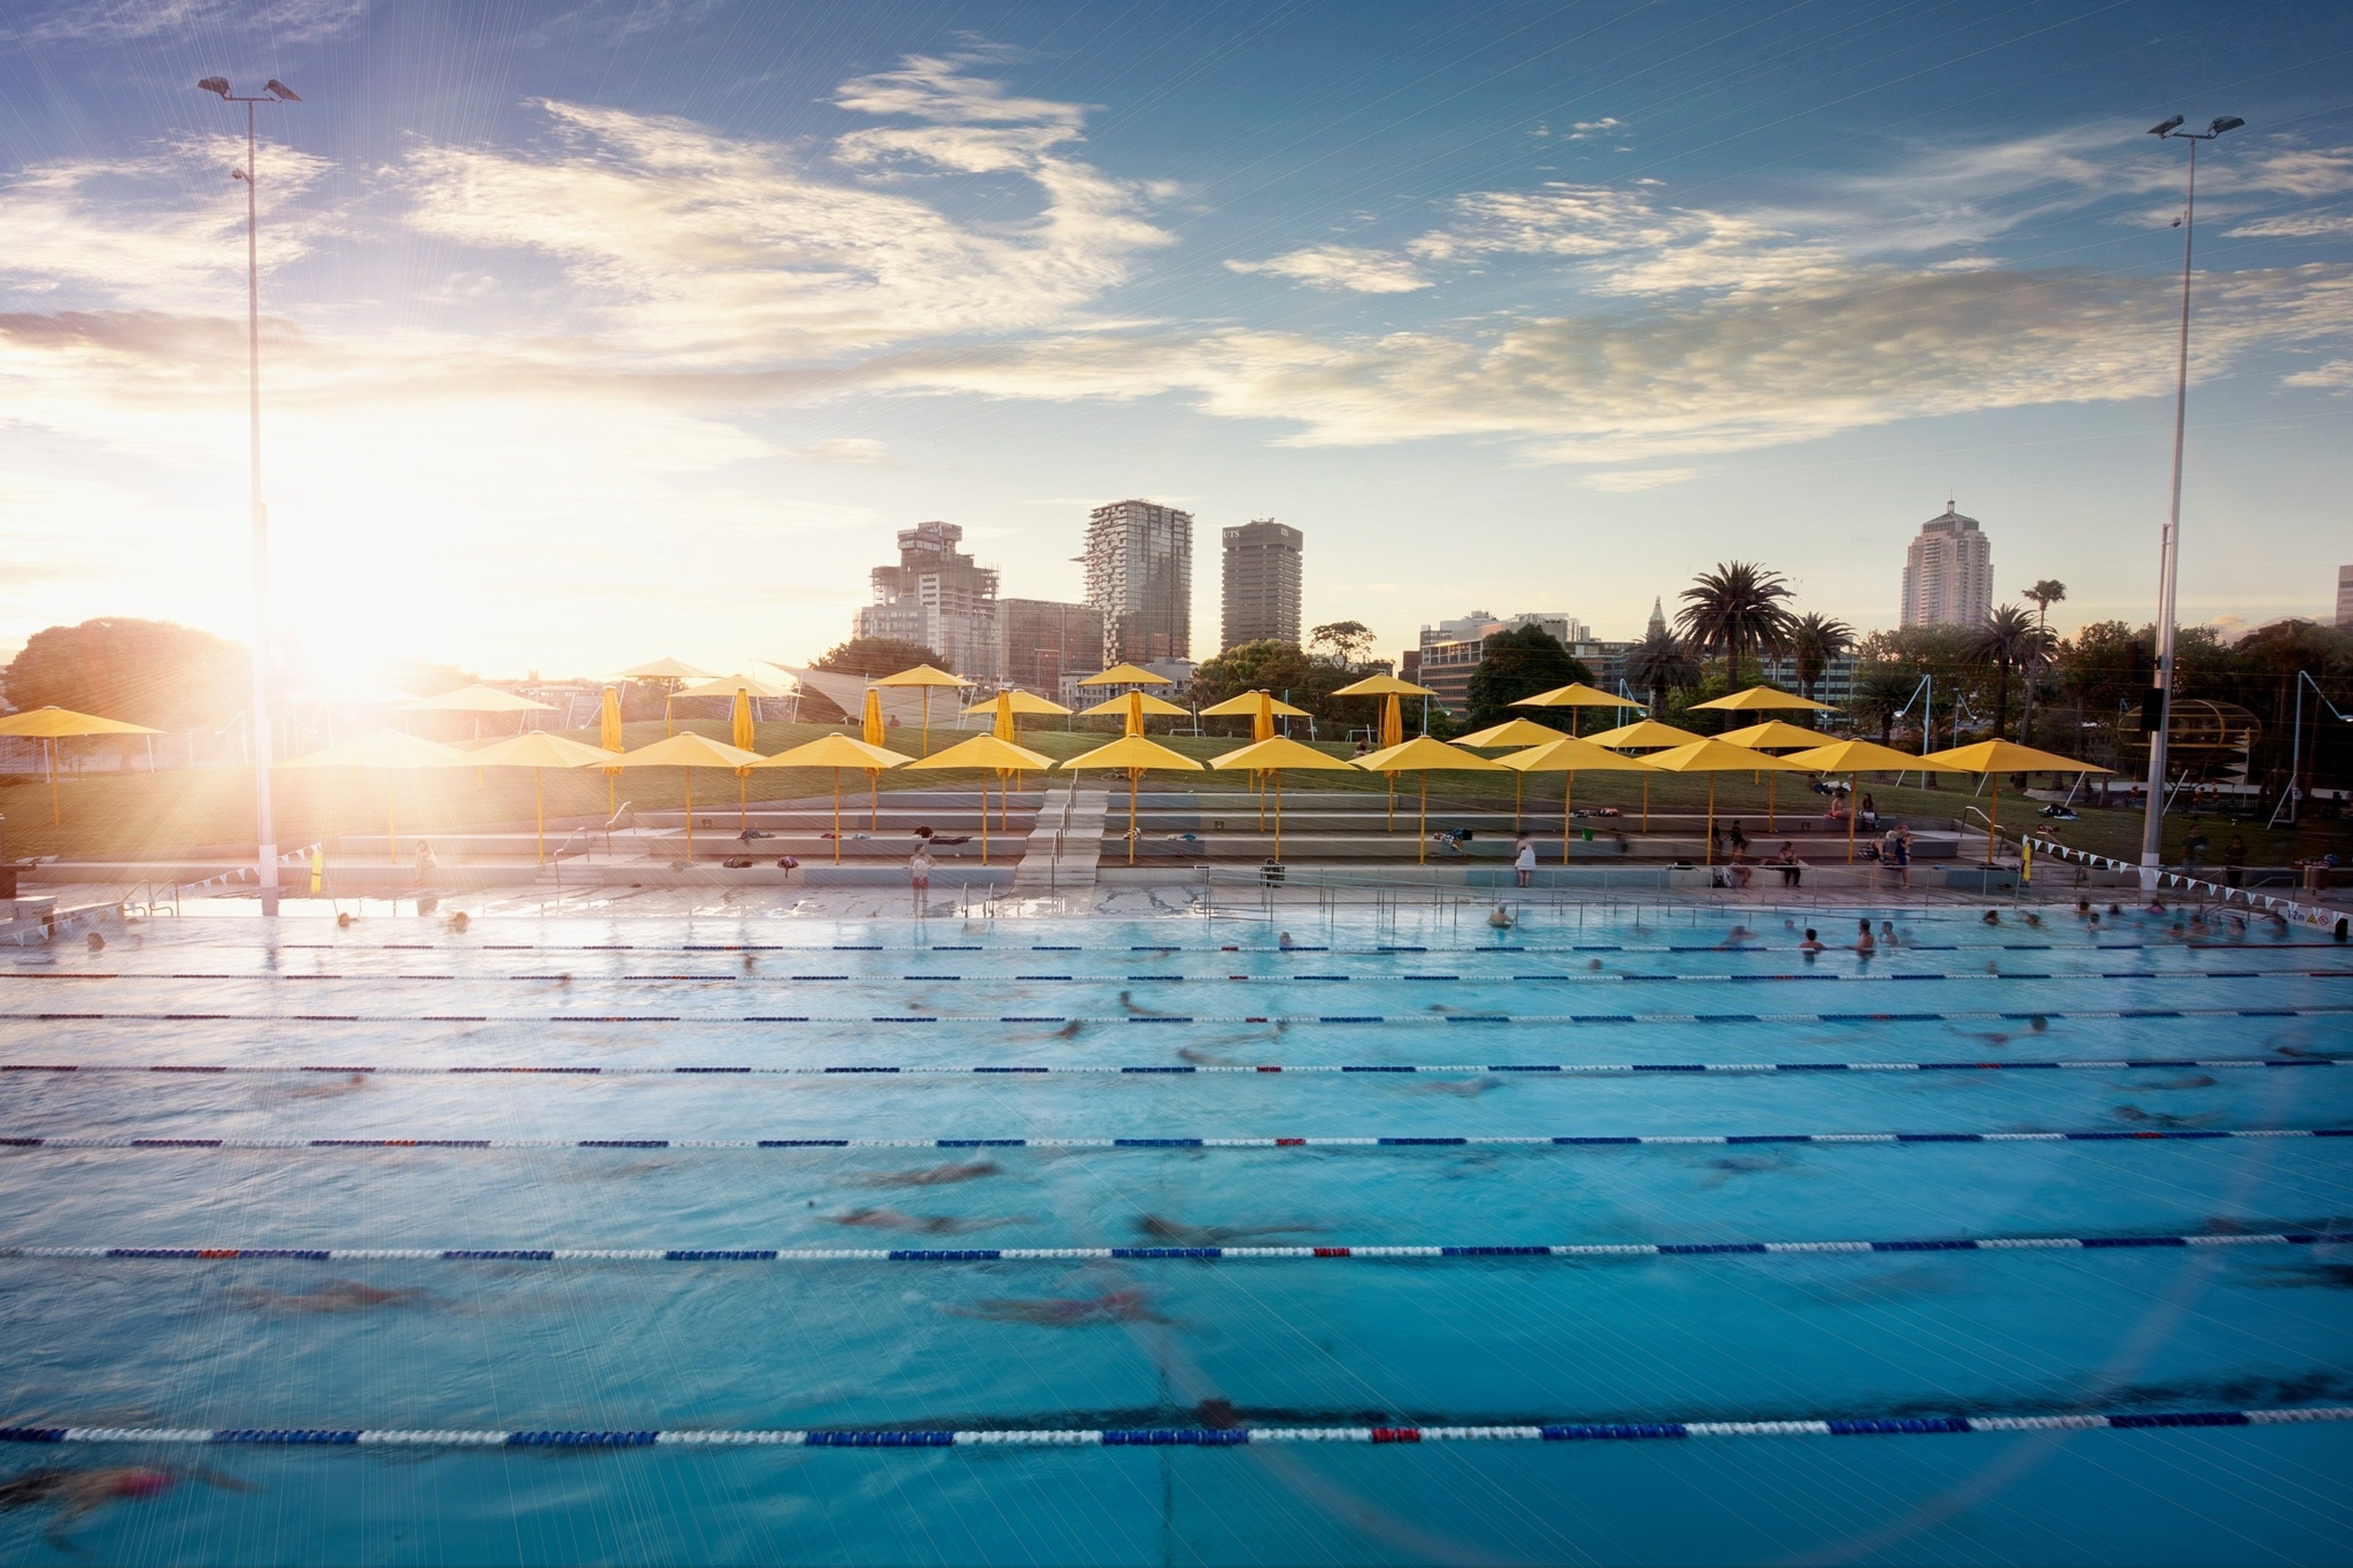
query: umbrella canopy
1078 692 1189 719
608 732 764 859
1513 683 1642 712
1077 663 1174 687
394 685 556 714
1922 740 2113 865
1456 718 1569 748
0 706 161 738
1208 735 1355 858
676 673 794 700
286 679 419 706
1061 735 1205 866
756 733 913 863
1716 720 1826 750
1332 674 1434 697
1783 738 1925 863
1584 719 1704 750
1354 737 1505 863
468 731 615 862
1497 733 1656 864
904 733 1054 865
1689 686 1836 713
872 665 968 757
1637 737 1815 866
960 691 1073 717
1199 691 1311 718
281 729 472 860
616 657 714 681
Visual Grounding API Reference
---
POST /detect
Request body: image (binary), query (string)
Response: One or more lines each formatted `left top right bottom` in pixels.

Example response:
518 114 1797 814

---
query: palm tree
1788 612 1855 719
1969 605 2049 740
1623 627 1700 715
1675 562 1796 687
1850 664 1915 748
2019 580 2066 744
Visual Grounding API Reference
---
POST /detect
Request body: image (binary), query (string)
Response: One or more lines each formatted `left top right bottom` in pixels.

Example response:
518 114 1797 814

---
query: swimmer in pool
1982 910 2001 925
1278 931 1297 951
1854 920 1876 955
945 1288 1172 1327
1134 1216 1319 1246
1488 904 1514 930
854 1161 1002 1188
1879 921 1899 947
1798 928 1825 954
227 1279 427 1313
832 1208 1030 1236
0 1464 251 1546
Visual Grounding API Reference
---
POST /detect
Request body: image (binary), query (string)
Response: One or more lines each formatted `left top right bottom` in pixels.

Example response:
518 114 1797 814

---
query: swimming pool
3 904 2349 1564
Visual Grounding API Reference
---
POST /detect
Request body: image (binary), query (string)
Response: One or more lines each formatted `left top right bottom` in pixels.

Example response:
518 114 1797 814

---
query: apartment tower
1083 499 1193 664
851 520 999 679
1900 502 1994 627
1220 518 1303 650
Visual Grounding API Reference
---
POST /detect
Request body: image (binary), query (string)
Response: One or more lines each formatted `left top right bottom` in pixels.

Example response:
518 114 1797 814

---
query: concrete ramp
1014 784 1107 891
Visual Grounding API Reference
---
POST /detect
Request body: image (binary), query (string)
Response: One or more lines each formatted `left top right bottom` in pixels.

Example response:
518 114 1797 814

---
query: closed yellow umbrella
607 732 763 861
729 690 759 829
280 728 471 861
862 689 888 827
1782 739 1923 863
1059 733 1205 866
1715 719 1828 831
753 734 912 863
1352 735 1507 864
468 730 613 863
872 665 969 756
904 733 1053 866
1208 735 1354 860
1498 734 1654 864
599 686 624 813
991 690 1017 830
1635 738 1815 866
1919 740 2113 866
862 689 887 748
0 706 162 825
1585 719 1707 832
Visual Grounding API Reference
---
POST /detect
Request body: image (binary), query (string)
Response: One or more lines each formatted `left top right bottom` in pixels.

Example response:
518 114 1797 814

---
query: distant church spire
1646 596 1667 637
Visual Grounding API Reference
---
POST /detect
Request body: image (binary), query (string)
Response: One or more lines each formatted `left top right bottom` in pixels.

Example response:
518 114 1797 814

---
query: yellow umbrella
1783 739 1923 863
862 689 888 827
1208 735 1353 860
728 691 759 830
1078 663 1175 687
753 734 912 863
1689 686 1837 714
1199 691 1311 724
991 691 1018 830
1512 681 1643 737
676 673 794 701
394 685 558 782
280 728 471 860
1333 676 1431 828
960 690 1074 719
617 657 714 681
1080 692 1188 723
1498 735 1656 865
904 733 1053 866
1636 738 1815 866
0 706 162 826
872 665 969 757
1920 740 2113 866
1583 719 1706 831
599 686 624 813
1457 718 1571 828
607 732 763 860
1715 719 1829 831
468 730 613 863
1352 735 1507 864
1059 733 1205 866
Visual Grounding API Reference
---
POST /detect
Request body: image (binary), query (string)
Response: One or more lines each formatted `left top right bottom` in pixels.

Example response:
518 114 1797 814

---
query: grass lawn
5 718 2348 869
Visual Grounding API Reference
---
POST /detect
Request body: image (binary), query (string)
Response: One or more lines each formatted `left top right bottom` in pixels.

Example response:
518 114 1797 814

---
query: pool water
2 906 2349 1565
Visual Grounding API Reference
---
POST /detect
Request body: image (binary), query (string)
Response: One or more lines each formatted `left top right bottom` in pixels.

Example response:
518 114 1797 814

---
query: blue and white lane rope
7 1055 2346 1078
8 1228 2348 1263
91 936 2353 952
9 1006 2351 1027
10 966 2348 984
6 1406 2351 1450
9 1126 2345 1153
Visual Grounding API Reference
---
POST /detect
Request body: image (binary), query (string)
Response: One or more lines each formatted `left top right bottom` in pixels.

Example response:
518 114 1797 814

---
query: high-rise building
1083 499 1192 664
1221 518 1303 650
2337 564 2352 631
997 599 1105 695
851 521 999 679
1411 610 1592 714
1900 502 1994 627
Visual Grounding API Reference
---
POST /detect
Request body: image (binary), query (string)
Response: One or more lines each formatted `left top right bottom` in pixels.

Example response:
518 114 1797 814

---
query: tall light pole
2139 113 2243 890
198 75 301 915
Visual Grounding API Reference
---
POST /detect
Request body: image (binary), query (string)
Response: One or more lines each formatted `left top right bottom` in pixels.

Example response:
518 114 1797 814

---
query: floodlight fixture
2148 114 2184 137
265 79 301 101
2208 116 2243 136
199 76 232 97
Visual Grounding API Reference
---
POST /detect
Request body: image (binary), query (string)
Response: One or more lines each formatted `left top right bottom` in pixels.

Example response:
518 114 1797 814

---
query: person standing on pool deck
2222 833 2247 888
1890 824 1912 891
1514 835 1536 887
909 846 934 899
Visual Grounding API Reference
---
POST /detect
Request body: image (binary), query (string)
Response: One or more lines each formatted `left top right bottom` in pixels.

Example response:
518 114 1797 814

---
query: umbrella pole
982 775 990 867
921 692 930 758
1419 774 1427 865
1514 771 1521 833
1387 774 1395 831
1641 775 1649 834
49 740 60 827
684 771 693 860
870 772 878 830
1767 771 1776 833
387 770 396 862
1273 771 1283 860
1563 773 1573 865
833 771 841 863
1128 768 1139 866
740 771 748 834
1988 775 1998 866
475 717 483 787
1707 775 1717 866
1848 773 1859 863
535 770 545 864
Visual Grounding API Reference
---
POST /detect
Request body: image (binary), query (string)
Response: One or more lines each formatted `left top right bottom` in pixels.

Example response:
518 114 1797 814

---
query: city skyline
2 3 2351 681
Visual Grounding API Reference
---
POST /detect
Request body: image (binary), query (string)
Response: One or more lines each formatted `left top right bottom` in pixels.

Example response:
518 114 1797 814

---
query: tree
1675 562 1795 685
1 618 249 730
1623 627 1699 716
1849 664 1916 748
2018 580 2066 744
1787 612 1855 713
1969 605 2049 739
1308 621 1376 668
809 637 948 678
1464 626 1592 729
1189 639 1354 730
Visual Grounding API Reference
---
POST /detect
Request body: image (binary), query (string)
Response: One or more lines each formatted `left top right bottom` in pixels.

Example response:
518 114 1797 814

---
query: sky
2 0 2349 683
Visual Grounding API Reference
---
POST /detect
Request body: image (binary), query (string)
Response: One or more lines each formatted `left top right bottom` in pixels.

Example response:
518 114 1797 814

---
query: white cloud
795 436 890 464
10 0 364 43
1226 245 1430 293
1565 118 1623 142
1582 468 1694 491
2283 357 2353 389
2229 211 2353 240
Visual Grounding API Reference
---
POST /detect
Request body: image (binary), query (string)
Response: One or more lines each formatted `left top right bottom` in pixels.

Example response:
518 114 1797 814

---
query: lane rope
7 1054 2346 1078
6 1404 2350 1450
7 1228 2347 1264
7 1006 2349 1028
8 1125 2345 1154
9 967 2347 985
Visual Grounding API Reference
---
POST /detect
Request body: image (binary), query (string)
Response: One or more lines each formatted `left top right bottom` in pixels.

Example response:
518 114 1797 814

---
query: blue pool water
2 904 2350 1564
